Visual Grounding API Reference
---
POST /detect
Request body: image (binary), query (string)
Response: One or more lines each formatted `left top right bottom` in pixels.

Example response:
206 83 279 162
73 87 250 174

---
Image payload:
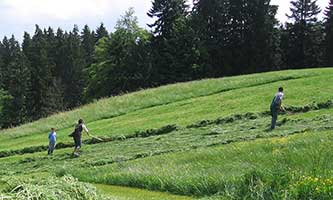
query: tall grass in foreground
0 68 325 139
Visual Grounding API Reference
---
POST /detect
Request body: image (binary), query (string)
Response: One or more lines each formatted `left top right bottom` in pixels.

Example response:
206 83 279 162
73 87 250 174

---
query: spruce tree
81 25 95 66
95 23 109 42
25 25 55 119
0 36 30 127
1 37 11 89
192 0 279 75
148 0 194 84
284 0 323 68
62 25 86 108
0 40 4 89
324 0 333 66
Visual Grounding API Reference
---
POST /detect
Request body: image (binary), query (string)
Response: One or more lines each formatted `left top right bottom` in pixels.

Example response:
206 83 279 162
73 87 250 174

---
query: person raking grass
70 119 90 157
270 87 285 130
48 128 56 155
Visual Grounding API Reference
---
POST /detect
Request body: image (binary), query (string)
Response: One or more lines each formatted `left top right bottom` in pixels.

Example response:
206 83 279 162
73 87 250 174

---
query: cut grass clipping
0 175 103 200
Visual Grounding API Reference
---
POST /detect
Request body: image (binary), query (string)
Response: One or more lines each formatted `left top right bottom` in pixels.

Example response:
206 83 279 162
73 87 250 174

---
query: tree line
0 0 332 128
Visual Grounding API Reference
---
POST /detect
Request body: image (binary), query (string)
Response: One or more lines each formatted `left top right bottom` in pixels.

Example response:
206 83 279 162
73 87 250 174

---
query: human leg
271 109 278 130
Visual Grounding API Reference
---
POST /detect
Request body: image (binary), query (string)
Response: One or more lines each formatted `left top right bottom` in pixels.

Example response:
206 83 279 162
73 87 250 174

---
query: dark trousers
73 136 82 149
270 107 278 130
48 141 56 155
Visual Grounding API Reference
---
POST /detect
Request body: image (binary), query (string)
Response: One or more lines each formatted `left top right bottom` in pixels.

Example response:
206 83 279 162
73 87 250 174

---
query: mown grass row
1 99 331 159
0 68 328 152
0 124 178 158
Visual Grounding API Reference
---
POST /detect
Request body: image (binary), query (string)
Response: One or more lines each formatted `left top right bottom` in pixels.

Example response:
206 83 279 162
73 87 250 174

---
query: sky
0 0 330 41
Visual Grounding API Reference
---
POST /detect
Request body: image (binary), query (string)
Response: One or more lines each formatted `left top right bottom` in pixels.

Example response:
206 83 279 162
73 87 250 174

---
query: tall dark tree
95 23 109 42
0 36 30 127
62 25 86 108
324 0 333 66
148 0 195 84
0 40 5 89
24 25 56 119
0 37 11 89
81 25 95 66
192 0 279 75
283 0 323 68
191 0 230 76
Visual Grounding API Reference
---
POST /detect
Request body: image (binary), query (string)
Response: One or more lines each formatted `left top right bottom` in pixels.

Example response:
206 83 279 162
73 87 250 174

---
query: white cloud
2 0 113 21
0 0 329 40
1 0 152 23
271 0 329 23
0 0 154 39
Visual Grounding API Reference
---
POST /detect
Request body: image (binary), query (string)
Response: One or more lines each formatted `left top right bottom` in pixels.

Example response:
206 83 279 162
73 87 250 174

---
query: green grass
95 184 194 200
0 106 332 198
0 68 332 153
73 130 333 198
0 175 102 200
0 68 333 199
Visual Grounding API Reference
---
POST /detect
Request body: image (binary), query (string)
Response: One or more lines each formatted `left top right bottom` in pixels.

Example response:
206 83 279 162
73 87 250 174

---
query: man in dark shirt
71 119 89 156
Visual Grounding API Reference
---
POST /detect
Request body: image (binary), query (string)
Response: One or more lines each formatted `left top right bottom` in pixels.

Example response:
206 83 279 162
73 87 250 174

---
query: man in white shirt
270 87 285 130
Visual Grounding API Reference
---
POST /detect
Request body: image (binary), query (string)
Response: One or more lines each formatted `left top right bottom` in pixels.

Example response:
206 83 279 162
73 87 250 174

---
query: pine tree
62 25 86 108
81 25 95 66
148 0 188 37
1 37 11 89
95 23 109 42
191 0 230 77
0 40 5 89
0 36 30 127
284 0 323 68
324 0 333 66
25 25 55 119
192 0 279 75
148 0 194 84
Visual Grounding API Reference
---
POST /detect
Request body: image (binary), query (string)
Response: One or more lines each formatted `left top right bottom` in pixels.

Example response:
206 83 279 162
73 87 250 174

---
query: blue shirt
48 132 56 143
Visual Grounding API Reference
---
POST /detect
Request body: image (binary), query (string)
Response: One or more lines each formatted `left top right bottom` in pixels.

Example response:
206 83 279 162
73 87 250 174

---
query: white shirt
274 92 284 104
82 124 89 133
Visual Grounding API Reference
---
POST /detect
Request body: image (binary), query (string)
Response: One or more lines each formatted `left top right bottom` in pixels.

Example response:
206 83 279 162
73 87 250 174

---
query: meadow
0 68 333 199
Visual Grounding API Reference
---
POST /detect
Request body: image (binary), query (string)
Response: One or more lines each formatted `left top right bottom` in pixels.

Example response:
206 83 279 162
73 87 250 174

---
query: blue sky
0 0 330 41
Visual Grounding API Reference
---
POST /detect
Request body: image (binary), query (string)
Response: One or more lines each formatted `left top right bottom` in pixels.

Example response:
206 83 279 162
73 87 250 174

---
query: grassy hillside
0 68 333 199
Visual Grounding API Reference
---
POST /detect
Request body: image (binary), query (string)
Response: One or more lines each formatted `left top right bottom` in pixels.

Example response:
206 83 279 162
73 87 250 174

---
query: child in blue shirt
48 128 57 155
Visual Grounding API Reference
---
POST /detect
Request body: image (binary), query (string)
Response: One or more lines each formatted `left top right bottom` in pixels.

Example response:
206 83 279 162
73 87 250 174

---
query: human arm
82 124 90 136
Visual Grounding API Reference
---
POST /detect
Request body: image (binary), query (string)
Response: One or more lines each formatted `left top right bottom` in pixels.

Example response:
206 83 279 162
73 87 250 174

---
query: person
270 87 285 130
71 119 89 156
48 128 57 155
